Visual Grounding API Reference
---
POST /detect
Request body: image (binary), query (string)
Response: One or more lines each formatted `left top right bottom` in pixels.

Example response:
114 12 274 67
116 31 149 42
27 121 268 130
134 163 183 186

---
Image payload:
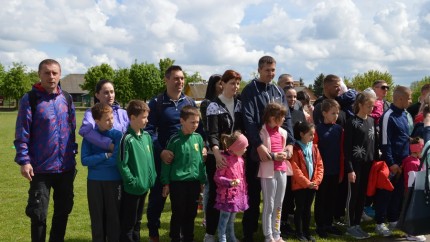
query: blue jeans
218 211 237 242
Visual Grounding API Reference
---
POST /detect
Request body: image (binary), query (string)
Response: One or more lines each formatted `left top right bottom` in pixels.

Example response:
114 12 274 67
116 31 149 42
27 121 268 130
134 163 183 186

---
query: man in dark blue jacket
375 86 412 237
241 56 294 241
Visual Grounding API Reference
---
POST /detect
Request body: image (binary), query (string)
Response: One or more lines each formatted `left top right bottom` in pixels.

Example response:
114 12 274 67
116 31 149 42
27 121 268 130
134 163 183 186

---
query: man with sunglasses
371 80 391 125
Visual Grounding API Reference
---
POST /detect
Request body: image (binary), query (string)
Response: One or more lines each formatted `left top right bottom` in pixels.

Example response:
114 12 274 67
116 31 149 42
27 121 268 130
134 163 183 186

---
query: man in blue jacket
14 59 78 242
375 86 412 237
241 56 295 241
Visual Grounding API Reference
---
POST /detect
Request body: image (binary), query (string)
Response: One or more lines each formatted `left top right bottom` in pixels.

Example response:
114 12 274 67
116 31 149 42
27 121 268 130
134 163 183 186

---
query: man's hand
109 143 114 152
389 164 401 175
257 144 271 162
202 147 208 162
21 164 34 181
162 185 170 197
160 150 174 164
213 146 227 169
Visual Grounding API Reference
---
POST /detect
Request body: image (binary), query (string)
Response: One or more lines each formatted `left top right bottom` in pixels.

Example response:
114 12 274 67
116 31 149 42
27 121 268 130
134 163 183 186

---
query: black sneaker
316 227 328 238
326 226 343 236
305 235 316 242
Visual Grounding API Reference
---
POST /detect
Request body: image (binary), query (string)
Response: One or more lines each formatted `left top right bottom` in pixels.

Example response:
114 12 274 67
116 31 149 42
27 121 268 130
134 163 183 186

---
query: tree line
0 58 429 107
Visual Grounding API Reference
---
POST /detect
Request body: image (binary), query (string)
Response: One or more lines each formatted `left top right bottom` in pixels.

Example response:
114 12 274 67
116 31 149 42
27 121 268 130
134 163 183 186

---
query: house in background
184 82 207 101
60 74 91 107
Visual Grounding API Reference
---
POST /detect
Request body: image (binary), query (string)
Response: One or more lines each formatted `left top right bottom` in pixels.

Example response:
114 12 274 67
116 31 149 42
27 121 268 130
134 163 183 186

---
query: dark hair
220 131 243 150
293 121 315 141
372 80 387 88
180 105 200 120
323 74 340 86
165 65 183 79
258 56 276 69
410 137 422 145
421 84 430 93
297 90 310 105
321 99 340 113
94 79 114 104
221 70 242 83
38 59 61 72
262 102 287 124
91 103 112 121
204 74 222 100
353 92 375 114
126 100 150 118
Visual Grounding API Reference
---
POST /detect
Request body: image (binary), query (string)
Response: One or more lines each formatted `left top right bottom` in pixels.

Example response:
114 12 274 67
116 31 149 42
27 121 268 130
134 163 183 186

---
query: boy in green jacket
161 105 206 242
118 100 157 242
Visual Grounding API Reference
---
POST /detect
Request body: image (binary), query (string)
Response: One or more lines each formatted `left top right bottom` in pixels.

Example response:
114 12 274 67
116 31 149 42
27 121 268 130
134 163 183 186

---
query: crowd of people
13 57 430 242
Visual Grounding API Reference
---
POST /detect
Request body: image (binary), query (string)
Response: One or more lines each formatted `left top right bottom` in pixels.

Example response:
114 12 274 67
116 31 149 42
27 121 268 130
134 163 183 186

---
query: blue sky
1 0 429 87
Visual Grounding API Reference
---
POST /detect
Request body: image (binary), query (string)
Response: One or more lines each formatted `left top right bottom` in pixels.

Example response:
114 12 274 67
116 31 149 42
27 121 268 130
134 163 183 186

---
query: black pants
87 180 121 242
26 170 75 242
169 180 200 242
374 174 404 224
294 188 316 236
314 174 338 229
147 150 167 237
242 160 261 239
120 191 147 242
335 178 348 219
281 176 295 222
346 162 371 226
204 154 220 235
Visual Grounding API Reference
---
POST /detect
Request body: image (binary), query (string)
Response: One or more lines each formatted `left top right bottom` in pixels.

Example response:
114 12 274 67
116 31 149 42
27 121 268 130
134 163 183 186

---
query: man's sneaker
361 211 373 222
406 234 427 241
203 233 216 242
356 226 371 239
375 223 392 237
388 221 398 230
326 226 343 236
333 217 347 227
347 226 366 239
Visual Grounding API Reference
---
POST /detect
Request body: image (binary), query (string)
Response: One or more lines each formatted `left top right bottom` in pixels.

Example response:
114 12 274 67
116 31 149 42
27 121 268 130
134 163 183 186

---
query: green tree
113 68 133 107
130 62 163 101
27 70 39 85
185 71 204 86
1 63 30 106
312 73 324 98
350 70 393 101
410 76 430 103
158 58 175 81
0 63 5 95
81 63 115 97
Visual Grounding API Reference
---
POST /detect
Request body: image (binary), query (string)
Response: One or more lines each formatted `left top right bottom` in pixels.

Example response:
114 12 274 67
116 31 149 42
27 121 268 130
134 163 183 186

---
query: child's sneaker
375 223 392 237
406 234 427 241
347 225 366 239
203 233 216 242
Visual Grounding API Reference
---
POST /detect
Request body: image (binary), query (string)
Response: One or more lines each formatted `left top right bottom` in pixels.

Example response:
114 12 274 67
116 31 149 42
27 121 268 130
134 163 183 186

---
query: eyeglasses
380 86 389 90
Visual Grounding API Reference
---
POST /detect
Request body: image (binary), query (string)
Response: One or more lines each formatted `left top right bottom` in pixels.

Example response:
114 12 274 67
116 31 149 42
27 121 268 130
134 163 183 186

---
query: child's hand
308 182 316 189
230 179 240 187
348 172 356 183
161 150 174 164
162 185 170 197
274 152 287 161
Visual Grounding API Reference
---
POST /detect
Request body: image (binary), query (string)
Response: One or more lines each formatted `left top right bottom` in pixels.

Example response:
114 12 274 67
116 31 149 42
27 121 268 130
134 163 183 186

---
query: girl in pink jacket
214 131 249 242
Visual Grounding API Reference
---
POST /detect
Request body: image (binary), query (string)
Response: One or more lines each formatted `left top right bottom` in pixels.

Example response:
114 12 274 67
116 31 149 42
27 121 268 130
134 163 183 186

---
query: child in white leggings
258 103 293 242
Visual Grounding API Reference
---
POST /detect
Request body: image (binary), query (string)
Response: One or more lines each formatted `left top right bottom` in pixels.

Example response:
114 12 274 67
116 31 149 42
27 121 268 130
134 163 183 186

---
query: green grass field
0 111 411 241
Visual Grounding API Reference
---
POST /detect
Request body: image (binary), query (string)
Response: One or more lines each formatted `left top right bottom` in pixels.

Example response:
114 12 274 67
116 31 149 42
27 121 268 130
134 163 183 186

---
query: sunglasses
380 86 390 90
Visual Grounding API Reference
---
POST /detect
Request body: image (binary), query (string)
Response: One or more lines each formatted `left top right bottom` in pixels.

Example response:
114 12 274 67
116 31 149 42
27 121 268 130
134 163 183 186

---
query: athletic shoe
356 226 371 239
363 206 375 218
203 233 216 242
361 211 373 222
388 221 398 230
406 234 427 241
347 226 366 239
333 217 347 227
326 226 343 236
375 223 392 237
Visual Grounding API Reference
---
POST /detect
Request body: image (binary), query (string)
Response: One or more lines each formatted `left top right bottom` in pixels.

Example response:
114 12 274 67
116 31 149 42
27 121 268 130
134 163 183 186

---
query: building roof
60 74 87 94
295 86 317 102
184 82 207 100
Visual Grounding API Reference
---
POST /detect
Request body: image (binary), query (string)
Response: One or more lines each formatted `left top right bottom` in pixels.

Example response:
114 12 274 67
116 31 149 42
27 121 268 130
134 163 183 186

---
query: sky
1 0 430 87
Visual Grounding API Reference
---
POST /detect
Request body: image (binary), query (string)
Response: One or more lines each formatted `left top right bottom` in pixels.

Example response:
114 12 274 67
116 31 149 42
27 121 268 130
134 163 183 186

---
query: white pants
261 171 287 240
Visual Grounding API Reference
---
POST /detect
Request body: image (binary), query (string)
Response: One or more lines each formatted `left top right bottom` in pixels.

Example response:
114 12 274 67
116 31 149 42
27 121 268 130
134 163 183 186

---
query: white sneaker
407 234 427 241
375 223 392 237
361 211 373 222
204 233 216 242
